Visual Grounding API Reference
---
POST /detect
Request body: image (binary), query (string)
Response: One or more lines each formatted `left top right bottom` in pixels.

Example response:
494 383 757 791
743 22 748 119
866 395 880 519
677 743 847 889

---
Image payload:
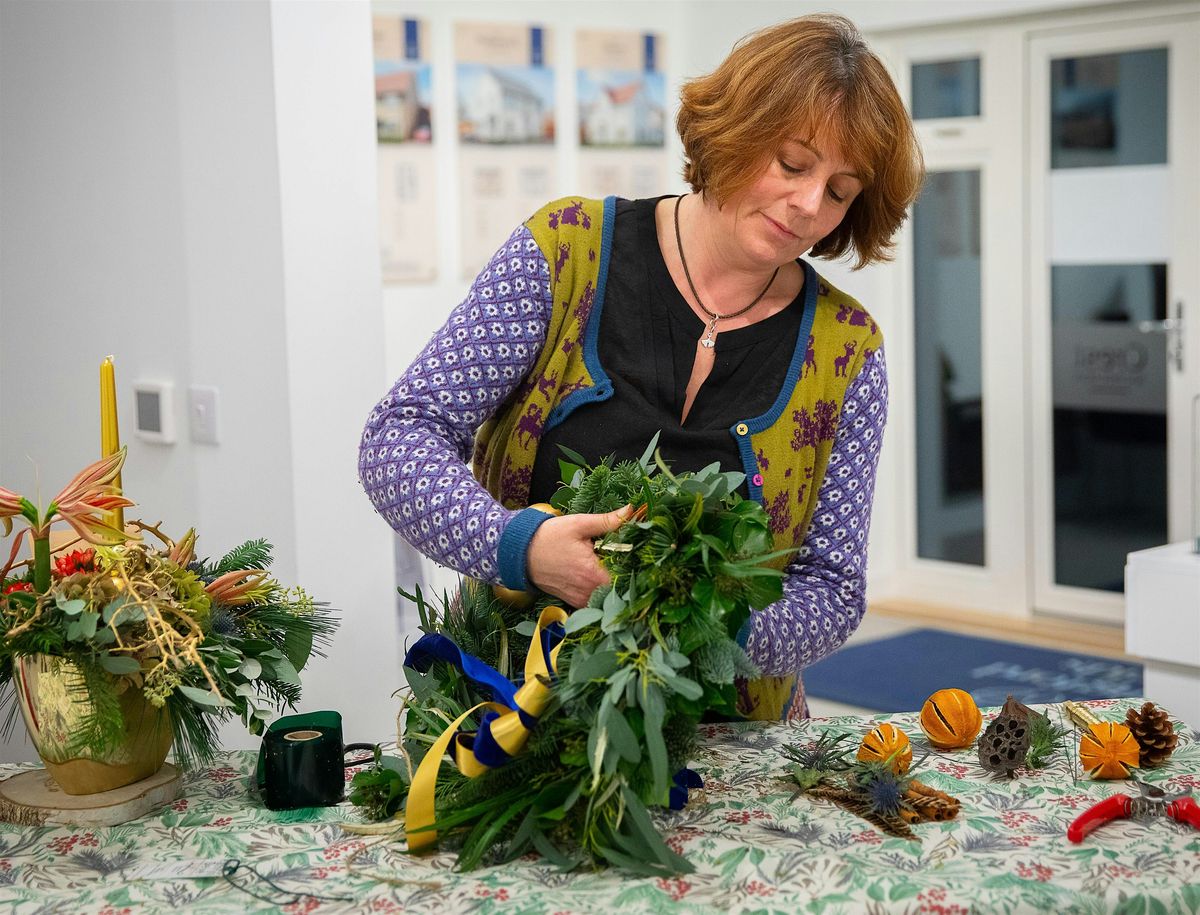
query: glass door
1029 18 1200 622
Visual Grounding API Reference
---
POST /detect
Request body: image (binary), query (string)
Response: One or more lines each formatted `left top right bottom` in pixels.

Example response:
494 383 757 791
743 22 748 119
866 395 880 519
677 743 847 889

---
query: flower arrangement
0 448 337 769
350 440 788 874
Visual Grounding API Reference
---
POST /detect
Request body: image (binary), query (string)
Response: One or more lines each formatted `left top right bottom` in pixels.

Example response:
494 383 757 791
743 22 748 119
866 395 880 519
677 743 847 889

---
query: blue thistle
209 607 239 636
861 770 905 818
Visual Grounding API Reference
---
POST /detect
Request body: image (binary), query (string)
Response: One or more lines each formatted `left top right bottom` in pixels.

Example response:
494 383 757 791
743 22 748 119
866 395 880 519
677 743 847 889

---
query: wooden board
0 764 182 827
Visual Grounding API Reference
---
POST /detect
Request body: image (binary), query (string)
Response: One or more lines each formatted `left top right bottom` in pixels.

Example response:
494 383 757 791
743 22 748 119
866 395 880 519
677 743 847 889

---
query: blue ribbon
669 768 704 810
403 620 566 770
404 633 518 706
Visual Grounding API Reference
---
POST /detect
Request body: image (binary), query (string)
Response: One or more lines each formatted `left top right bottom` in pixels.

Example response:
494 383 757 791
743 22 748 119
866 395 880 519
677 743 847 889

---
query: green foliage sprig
1025 709 1070 769
360 440 788 875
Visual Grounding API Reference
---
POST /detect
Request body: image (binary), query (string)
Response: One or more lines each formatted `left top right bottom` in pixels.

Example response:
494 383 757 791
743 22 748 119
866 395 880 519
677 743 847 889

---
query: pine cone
1125 702 1178 767
978 695 1032 776
905 779 961 822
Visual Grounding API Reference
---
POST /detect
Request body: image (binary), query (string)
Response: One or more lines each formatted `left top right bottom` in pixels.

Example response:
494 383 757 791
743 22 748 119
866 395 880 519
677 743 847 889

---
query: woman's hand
526 506 632 608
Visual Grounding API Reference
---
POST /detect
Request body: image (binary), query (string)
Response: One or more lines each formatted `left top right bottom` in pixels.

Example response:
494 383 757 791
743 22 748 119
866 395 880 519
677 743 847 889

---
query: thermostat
132 381 176 444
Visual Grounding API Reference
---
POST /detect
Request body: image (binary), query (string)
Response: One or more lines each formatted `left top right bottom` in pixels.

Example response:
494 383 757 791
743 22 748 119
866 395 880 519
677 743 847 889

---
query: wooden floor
868 599 1129 660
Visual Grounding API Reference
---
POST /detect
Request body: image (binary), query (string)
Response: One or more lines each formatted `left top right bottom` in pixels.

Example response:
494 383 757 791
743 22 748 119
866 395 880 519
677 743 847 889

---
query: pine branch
208 539 274 576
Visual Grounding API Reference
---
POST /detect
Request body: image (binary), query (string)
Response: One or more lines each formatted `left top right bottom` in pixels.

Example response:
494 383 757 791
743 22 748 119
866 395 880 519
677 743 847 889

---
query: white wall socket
188 385 220 445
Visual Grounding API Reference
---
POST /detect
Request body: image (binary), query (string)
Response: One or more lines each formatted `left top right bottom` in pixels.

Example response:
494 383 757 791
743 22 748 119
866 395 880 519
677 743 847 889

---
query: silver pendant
701 317 718 348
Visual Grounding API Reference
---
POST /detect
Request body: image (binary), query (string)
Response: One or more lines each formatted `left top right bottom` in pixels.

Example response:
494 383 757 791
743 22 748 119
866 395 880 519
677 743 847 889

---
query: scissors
1067 780 1200 843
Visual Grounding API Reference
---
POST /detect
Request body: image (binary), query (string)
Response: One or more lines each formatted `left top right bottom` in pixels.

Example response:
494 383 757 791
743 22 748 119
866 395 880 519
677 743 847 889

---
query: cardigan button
735 423 749 436
752 473 764 487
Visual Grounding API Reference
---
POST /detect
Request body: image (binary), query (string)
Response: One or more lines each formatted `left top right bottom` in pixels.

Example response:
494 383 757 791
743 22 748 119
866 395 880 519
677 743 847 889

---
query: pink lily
42 448 134 545
1 449 137 592
0 485 23 537
169 528 197 566
205 569 270 607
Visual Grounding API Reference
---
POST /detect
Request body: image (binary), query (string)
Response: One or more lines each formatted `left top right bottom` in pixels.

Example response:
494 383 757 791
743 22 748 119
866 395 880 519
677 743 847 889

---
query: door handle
1136 300 1184 372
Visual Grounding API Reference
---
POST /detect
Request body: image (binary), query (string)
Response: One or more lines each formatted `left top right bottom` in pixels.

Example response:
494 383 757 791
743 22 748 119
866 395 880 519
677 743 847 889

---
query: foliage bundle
0 450 337 767
351 439 787 874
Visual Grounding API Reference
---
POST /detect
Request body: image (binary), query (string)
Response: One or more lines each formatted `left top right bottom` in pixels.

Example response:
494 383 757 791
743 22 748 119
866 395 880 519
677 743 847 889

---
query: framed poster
577 30 667 199
456 22 557 278
374 16 437 283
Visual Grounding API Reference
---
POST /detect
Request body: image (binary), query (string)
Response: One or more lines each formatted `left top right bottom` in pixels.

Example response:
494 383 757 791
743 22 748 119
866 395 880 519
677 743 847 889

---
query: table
1 699 1198 914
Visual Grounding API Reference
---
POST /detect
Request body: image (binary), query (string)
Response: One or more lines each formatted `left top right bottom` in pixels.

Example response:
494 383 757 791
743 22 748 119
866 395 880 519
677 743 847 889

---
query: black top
528 196 806 502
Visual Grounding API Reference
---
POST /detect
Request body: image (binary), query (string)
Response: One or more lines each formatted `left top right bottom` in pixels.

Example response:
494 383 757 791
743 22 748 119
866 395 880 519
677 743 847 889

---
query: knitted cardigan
471 197 883 719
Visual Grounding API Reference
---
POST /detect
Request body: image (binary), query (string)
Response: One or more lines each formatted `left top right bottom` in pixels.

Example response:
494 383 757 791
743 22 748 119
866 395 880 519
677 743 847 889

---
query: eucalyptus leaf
568 650 618 684
603 706 640 764
57 598 86 617
664 674 704 701
79 611 100 639
271 656 301 686
99 654 141 675
564 607 603 634
179 685 230 708
238 659 262 680
514 619 537 638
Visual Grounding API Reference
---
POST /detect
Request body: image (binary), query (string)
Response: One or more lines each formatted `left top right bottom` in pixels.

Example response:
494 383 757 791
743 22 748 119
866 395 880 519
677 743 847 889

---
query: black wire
222 859 354 905
344 742 377 768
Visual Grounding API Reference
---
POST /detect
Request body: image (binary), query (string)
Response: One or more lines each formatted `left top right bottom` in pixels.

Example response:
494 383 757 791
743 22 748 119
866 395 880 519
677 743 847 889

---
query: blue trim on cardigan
497 506 555 590
545 195 617 432
731 259 820 505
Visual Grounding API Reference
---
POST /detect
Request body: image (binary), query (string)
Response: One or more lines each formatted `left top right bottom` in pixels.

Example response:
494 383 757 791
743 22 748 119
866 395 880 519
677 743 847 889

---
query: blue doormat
803 628 1143 712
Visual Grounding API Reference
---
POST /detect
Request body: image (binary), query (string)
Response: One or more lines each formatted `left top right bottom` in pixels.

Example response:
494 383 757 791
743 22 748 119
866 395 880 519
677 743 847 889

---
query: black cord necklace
673 194 779 349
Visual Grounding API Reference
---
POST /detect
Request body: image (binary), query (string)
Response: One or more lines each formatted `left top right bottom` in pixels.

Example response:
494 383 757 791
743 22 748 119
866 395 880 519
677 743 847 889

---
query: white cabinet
1125 542 1200 728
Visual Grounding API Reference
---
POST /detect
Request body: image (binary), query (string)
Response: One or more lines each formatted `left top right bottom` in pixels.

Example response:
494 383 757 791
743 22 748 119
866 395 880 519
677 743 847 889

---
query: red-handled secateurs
1067 780 1200 843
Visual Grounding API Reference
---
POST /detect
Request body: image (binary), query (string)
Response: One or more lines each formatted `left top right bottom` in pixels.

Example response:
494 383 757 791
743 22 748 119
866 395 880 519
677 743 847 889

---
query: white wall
0 0 398 761
0 0 1142 764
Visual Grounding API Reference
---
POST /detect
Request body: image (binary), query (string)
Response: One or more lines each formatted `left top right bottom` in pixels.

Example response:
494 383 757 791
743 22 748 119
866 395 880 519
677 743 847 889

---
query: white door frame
1026 15 1200 623
874 26 1030 619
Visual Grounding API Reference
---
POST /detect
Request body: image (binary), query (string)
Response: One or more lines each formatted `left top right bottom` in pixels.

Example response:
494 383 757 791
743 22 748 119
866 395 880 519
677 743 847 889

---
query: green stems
33 536 50 593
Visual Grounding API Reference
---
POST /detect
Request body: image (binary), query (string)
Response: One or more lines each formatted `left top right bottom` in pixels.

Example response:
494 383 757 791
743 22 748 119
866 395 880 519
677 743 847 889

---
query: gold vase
13 655 173 795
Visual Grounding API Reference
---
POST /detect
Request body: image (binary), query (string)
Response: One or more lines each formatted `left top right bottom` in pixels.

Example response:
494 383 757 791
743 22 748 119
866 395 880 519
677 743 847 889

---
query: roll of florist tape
256 711 345 810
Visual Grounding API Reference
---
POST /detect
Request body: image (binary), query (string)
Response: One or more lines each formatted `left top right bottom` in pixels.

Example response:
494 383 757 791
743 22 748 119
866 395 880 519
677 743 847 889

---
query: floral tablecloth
1 698 1198 914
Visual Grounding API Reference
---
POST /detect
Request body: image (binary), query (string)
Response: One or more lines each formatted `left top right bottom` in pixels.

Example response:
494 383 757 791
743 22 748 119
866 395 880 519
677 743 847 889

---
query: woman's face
720 135 863 268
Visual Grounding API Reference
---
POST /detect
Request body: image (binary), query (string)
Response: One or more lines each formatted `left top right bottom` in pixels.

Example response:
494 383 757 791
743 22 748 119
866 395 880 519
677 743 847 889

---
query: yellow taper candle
100 356 124 530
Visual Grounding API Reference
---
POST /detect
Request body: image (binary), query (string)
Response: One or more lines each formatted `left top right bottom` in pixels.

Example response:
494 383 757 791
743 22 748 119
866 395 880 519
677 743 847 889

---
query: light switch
188 385 220 445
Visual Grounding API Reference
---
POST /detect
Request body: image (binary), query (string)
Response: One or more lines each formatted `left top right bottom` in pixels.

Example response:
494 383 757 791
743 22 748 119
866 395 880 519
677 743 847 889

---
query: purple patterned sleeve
744 345 888 677
358 226 553 583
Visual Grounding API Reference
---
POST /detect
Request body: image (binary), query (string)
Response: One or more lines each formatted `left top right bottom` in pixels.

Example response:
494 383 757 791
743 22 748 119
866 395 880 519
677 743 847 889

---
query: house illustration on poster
460 67 548 143
581 79 665 146
375 66 431 142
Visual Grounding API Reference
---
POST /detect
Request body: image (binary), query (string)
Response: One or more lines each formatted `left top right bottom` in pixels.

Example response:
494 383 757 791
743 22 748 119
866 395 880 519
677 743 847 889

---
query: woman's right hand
526 506 632 608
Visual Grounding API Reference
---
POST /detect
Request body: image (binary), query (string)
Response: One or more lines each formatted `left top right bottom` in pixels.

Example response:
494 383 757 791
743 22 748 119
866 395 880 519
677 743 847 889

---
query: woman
359 14 923 719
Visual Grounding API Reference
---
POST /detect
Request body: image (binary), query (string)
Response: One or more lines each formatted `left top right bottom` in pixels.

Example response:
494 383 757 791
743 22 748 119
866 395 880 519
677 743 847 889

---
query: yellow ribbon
405 605 567 851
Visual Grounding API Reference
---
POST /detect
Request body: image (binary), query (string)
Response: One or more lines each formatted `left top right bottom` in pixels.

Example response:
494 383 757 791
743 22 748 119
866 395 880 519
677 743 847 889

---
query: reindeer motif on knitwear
767 491 792 534
573 280 595 324
835 303 878 334
500 457 533 508
536 371 559 400
756 449 770 472
516 403 544 448
791 401 839 451
554 243 571 280
803 334 817 378
834 342 856 377
547 200 591 231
